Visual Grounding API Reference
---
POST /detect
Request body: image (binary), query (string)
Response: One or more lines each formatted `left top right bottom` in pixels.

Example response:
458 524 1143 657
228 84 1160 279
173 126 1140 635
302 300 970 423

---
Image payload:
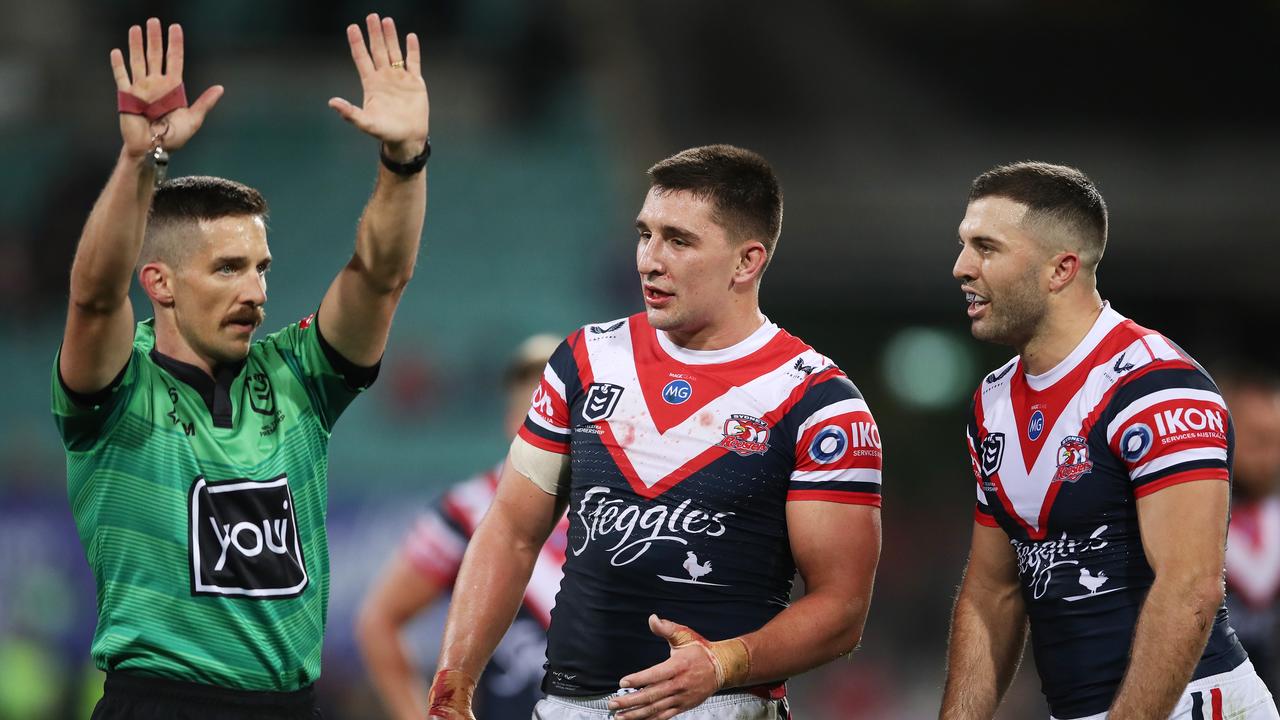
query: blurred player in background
426 145 883 720
942 161 1278 719
51 14 427 718
1220 368 1280 692
357 334 568 720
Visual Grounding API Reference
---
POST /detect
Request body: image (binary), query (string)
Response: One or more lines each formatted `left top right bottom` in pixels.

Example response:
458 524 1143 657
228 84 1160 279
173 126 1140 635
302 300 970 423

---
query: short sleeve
517 337 577 455
51 345 142 453
1103 367 1231 498
968 411 999 527
259 313 379 432
787 374 883 507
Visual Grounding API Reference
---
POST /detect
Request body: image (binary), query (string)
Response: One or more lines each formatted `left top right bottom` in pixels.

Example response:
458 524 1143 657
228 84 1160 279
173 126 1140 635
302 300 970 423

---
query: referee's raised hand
328 13 429 165
110 18 223 157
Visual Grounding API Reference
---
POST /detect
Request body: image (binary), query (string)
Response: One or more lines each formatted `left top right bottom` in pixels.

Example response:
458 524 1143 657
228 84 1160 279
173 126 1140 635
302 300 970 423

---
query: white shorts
532 690 788 719
1051 659 1279 720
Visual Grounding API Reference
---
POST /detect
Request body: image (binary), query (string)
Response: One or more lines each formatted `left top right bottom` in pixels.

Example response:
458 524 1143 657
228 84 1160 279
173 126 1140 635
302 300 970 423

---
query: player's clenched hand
609 614 751 720
425 669 476 720
111 18 223 158
328 13 429 163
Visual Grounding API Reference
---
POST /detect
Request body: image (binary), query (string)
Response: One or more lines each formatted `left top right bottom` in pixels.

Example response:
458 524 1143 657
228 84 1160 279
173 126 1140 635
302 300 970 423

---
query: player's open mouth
965 290 989 319
644 285 674 308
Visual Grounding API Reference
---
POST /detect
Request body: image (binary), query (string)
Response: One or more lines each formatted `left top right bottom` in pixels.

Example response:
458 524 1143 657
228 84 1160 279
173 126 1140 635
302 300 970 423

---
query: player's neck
1019 292 1105 376
663 308 767 352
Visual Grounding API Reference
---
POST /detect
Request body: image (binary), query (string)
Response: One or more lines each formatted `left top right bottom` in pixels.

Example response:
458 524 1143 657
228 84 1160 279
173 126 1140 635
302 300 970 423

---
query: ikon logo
189 476 308 598
1153 407 1225 436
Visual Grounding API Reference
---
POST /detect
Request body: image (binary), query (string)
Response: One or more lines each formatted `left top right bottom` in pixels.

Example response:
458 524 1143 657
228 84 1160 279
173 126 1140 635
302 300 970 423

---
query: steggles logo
572 487 733 566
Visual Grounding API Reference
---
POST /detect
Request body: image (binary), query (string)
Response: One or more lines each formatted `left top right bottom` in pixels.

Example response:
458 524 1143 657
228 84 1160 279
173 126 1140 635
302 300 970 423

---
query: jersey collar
1023 302 1125 392
149 349 246 429
654 316 779 366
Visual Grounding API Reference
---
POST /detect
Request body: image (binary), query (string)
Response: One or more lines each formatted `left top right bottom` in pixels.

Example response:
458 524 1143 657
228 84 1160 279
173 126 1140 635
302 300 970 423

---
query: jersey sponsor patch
1105 390 1229 479
189 475 308 598
661 379 693 405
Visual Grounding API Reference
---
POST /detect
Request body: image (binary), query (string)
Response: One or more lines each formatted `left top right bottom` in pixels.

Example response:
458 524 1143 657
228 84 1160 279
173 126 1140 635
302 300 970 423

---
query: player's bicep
1136 479 1229 585
483 455 568 553
59 301 136 395
962 521 1021 596
786 501 880 600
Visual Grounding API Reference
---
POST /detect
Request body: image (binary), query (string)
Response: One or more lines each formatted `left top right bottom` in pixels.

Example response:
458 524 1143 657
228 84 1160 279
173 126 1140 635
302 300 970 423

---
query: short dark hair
647 145 783 268
140 176 268 269
969 161 1107 271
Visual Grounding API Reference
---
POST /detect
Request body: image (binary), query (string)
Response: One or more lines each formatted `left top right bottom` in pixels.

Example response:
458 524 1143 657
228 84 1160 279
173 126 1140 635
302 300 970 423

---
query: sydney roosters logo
1052 435 1093 483
718 414 770 456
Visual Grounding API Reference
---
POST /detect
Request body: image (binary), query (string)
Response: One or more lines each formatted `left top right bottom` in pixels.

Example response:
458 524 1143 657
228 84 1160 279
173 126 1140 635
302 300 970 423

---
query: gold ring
390 60 405 69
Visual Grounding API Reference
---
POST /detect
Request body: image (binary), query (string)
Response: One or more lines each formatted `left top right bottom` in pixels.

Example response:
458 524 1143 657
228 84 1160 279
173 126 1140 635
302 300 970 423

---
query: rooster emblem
1079 567 1108 595
657 551 729 587
683 552 713 582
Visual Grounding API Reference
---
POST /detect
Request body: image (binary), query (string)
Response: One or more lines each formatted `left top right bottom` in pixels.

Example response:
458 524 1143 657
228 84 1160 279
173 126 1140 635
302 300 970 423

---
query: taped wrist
707 637 752 689
426 669 476 719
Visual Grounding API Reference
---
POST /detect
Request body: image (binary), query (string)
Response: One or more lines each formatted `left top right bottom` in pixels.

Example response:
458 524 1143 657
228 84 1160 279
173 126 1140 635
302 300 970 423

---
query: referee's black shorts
91 671 321 719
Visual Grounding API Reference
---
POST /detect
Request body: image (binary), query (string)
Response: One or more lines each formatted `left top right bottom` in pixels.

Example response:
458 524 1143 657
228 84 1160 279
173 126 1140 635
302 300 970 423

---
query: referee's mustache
223 305 266 328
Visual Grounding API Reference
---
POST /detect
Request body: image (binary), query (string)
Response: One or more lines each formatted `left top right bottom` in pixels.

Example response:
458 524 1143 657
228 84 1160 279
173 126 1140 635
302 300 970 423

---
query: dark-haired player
426 145 883 720
51 14 427 718
941 162 1278 719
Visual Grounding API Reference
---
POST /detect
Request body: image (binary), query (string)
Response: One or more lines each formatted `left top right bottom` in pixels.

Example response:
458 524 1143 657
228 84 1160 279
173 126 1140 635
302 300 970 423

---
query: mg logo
1028 410 1045 441
661 379 692 405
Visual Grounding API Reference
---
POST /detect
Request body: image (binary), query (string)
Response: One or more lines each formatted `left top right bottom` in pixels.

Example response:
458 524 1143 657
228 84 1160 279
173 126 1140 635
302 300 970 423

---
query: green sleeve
50 348 141 453
260 314 380 432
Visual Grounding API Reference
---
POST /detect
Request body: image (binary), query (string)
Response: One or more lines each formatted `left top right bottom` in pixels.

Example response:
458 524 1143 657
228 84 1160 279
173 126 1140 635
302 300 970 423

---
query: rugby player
426 145 883 720
1220 369 1280 691
357 335 568 720
940 161 1279 719
52 14 427 718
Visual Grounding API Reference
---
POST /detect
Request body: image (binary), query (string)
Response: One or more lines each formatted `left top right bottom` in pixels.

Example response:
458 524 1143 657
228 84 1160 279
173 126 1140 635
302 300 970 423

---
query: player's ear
733 241 768 286
140 261 177 307
1046 251 1080 293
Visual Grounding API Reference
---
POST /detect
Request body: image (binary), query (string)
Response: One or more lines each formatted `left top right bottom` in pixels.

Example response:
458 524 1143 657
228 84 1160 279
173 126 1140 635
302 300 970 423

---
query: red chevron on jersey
569 315 842 500
973 304 1202 539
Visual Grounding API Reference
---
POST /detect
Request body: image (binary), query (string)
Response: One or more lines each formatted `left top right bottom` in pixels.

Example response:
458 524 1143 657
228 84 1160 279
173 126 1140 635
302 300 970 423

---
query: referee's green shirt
52 316 374 691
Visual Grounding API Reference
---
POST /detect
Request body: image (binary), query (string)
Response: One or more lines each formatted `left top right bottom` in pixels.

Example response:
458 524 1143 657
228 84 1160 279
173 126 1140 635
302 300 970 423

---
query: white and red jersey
1225 496 1280 683
403 464 569 719
518 314 882 696
967 303 1246 719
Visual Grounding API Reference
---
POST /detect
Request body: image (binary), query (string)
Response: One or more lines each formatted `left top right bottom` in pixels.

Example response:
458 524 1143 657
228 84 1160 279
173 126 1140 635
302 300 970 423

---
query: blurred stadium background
1 0 1277 717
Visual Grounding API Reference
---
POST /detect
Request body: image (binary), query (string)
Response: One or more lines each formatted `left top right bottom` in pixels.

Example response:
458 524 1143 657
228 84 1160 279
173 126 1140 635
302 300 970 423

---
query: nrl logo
979 432 1005 482
718 414 770 457
582 383 624 422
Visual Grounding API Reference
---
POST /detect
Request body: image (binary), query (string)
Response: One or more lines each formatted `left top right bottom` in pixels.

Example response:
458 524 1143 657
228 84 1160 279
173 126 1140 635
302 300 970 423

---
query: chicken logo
718 414 770 457
1052 435 1093 483
657 551 729 587
1078 568 1108 595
